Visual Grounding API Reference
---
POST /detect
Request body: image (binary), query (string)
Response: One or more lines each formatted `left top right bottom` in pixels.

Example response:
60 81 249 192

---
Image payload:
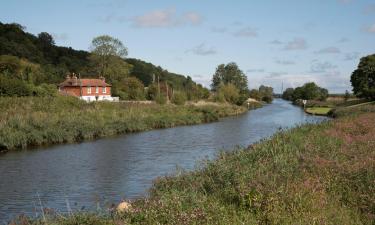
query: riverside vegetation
0 96 247 152
11 103 375 225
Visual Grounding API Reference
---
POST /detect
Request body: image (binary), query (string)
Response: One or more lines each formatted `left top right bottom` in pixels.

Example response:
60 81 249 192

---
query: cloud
364 4 375 14
131 8 203 28
269 40 283 45
183 12 203 25
233 27 258 38
338 37 350 43
275 59 295 65
315 46 341 54
310 61 337 73
186 43 217 56
246 68 265 73
283 38 307 50
344 52 360 61
266 72 287 78
211 27 228 33
52 33 69 41
365 23 375 33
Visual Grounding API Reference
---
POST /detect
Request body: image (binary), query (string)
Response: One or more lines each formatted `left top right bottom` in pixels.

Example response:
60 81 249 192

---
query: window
87 86 91 94
102 87 106 94
95 86 99 94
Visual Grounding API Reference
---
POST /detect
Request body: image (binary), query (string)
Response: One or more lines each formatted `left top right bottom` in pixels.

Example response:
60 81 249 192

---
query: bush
155 94 167 105
217 83 240 105
171 91 187 105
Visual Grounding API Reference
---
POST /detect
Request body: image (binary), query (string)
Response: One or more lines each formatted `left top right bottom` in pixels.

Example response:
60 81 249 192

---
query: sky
1 0 374 93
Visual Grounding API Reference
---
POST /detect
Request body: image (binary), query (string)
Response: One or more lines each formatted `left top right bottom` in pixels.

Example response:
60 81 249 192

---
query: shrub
171 91 187 105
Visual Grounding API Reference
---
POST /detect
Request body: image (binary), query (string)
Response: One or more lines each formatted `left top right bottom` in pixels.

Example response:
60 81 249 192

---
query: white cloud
275 59 295 65
315 47 341 54
52 33 69 41
211 27 228 33
131 8 203 28
283 38 307 50
247 68 265 73
233 27 258 38
344 52 360 61
310 61 337 73
269 40 283 45
186 43 217 56
184 12 203 25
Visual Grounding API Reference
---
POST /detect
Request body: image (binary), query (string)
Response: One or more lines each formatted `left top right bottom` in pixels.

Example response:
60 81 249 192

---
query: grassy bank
305 106 332 115
17 103 375 224
0 96 247 152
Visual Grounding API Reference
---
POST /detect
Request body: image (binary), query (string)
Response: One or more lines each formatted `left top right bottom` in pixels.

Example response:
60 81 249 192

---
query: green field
305 107 332 115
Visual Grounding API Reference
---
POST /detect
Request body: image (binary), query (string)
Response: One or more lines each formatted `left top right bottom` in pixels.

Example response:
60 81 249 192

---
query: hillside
0 21 202 91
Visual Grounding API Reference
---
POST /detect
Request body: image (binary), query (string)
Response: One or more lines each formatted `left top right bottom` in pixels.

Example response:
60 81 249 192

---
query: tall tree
211 62 248 92
90 35 128 77
350 54 375 100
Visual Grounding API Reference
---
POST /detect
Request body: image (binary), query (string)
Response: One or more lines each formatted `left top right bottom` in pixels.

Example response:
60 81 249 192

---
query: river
0 99 326 222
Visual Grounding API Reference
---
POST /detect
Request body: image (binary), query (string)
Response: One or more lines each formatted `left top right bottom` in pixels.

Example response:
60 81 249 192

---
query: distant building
59 73 115 102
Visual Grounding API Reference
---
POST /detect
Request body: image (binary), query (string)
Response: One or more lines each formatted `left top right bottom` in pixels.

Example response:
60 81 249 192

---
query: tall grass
18 103 375 224
0 96 247 151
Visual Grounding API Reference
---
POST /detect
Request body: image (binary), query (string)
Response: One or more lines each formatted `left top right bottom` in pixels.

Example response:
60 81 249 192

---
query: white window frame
102 86 106 94
95 86 99 94
87 86 91 94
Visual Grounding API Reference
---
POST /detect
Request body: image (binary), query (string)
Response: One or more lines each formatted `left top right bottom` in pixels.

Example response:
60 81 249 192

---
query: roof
59 78 111 87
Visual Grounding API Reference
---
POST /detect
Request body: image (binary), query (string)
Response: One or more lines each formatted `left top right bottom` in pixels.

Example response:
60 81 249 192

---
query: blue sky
1 0 374 93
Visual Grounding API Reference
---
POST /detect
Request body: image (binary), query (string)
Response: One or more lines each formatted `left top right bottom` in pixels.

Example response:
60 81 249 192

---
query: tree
113 77 145 100
38 32 55 46
211 62 248 92
282 88 294 101
90 35 128 78
259 85 274 103
217 83 240 104
350 54 375 100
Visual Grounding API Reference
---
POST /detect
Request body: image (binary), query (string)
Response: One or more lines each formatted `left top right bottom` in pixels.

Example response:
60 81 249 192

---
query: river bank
18 102 374 225
0 96 248 152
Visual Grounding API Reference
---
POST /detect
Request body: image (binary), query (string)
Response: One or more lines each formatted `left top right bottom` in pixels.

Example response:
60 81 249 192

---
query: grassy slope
22 104 375 225
0 96 246 152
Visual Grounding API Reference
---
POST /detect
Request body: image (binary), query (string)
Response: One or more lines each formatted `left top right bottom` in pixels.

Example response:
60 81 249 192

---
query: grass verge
0 96 247 152
16 102 375 225
305 107 332 115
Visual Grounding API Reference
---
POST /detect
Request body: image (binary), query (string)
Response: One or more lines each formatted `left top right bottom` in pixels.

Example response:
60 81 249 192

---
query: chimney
72 73 78 85
66 73 71 80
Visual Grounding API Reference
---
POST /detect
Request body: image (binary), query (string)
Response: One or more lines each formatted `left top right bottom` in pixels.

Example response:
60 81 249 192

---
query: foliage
113 77 145 100
0 22 208 100
217 83 240 104
249 85 274 103
344 90 350 101
90 35 128 78
171 91 187 105
0 96 247 151
282 82 329 102
350 54 375 100
281 87 294 101
211 62 248 93
305 107 332 115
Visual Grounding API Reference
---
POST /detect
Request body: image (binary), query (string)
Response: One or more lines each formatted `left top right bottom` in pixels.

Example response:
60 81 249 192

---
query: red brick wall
60 86 111 96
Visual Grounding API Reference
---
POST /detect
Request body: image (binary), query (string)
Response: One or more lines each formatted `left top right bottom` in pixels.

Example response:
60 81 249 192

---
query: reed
0 96 247 151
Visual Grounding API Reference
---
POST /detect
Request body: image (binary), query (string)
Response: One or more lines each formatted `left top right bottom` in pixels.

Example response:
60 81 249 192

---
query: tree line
282 53 375 103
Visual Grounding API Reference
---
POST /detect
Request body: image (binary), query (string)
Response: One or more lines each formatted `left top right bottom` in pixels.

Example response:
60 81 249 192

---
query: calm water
0 99 326 222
